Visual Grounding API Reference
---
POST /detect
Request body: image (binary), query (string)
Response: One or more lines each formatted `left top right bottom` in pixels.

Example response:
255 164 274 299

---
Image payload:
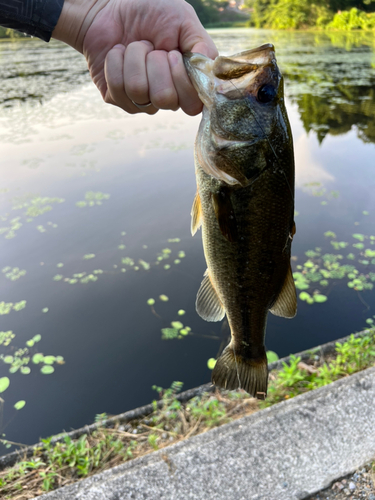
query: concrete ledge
37 366 375 500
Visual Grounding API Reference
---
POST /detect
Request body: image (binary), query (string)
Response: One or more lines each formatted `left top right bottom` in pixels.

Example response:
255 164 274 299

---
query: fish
184 44 297 399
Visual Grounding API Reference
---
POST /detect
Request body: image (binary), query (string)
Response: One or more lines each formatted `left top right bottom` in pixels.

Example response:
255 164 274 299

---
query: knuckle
152 88 178 110
126 78 148 100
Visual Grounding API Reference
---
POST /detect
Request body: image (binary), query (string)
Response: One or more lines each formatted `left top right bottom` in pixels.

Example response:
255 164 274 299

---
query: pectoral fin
196 270 225 322
191 191 203 236
269 265 297 318
211 187 238 243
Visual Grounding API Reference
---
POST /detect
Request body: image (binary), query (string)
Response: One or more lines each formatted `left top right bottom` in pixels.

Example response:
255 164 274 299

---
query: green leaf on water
118 244 126 250
32 353 44 364
179 329 189 336
174 259 181 264
161 328 179 340
299 292 311 301
352 234 365 242
324 231 336 238
26 340 34 347
164 265 171 270
266 351 279 363
14 400 26 410
0 377 10 393
43 356 56 365
41 365 54 374
353 243 364 249
168 238 180 243
314 294 328 303
83 254 95 260
363 211 369 215
53 275 63 281
57 263 64 268
33 334 42 342
4 356 13 364
20 366 31 375
42 308 49 313
207 358 216 370
347 253 355 260
171 321 183 330
147 298 155 306
177 310 185 316
159 295 169 302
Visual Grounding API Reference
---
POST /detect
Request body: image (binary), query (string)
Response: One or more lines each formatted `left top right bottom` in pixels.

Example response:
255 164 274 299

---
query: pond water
1 29 375 453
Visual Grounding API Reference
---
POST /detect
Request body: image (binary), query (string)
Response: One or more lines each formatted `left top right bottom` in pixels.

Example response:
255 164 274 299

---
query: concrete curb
36 365 375 500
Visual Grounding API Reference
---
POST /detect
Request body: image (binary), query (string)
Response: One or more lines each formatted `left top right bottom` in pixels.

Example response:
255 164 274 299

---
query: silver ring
131 100 152 109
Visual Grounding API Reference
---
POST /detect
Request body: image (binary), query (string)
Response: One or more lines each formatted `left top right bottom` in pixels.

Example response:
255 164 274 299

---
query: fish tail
211 345 268 399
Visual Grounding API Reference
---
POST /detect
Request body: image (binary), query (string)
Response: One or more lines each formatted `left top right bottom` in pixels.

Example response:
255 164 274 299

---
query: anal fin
191 190 202 236
269 265 297 318
196 270 225 322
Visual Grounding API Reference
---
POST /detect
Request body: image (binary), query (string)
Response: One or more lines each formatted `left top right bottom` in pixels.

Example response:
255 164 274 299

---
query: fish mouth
183 44 278 108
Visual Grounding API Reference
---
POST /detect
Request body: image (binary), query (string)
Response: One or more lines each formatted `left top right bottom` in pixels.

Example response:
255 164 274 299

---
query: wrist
52 0 110 53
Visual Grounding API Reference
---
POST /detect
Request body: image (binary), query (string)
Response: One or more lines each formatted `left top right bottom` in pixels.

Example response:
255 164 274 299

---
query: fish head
184 44 287 143
184 45 292 186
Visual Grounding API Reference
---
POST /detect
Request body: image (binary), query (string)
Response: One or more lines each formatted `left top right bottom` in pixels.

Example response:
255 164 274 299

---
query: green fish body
184 44 297 398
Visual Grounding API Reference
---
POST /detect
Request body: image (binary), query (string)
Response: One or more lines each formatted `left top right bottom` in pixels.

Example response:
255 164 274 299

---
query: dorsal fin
211 187 238 243
269 265 297 318
191 191 203 236
196 270 225 322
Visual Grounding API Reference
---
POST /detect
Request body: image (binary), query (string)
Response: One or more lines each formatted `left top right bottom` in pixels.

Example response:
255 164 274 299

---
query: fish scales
184 44 297 398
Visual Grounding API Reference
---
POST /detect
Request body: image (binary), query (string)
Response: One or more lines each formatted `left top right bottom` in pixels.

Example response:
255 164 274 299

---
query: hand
53 0 218 116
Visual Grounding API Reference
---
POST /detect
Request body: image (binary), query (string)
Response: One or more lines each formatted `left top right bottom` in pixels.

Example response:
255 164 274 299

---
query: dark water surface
1 30 375 452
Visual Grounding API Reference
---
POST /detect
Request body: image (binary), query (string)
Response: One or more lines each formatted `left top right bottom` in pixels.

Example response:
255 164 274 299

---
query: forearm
52 0 109 53
0 0 64 41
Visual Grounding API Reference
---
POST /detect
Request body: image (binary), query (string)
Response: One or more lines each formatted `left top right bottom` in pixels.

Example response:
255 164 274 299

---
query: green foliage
265 332 375 406
327 7 375 30
247 0 334 29
187 397 227 427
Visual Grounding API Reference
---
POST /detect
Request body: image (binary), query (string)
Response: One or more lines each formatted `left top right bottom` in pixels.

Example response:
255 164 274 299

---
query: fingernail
168 51 180 68
140 40 154 49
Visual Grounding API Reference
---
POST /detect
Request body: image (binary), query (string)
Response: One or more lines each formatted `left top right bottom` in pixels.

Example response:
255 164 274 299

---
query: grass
1 331 375 499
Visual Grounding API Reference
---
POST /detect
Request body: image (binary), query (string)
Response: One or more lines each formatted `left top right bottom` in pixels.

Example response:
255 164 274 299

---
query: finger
168 50 202 116
147 50 179 111
179 4 218 60
124 40 154 106
104 44 157 115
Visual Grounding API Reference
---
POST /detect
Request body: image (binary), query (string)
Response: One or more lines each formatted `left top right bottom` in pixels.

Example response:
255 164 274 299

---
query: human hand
53 0 218 116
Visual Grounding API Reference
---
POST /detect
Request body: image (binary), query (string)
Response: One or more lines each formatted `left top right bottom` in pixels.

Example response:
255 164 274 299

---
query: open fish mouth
183 44 278 109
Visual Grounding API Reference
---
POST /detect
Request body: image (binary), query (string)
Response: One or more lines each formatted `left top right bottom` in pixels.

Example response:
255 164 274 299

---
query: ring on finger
131 100 152 109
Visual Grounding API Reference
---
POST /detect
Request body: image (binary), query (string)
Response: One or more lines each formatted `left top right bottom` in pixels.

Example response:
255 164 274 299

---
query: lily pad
171 321 184 330
43 356 56 365
41 365 54 374
207 358 216 370
266 351 279 363
314 294 328 303
0 376 10 393
14 400 26 410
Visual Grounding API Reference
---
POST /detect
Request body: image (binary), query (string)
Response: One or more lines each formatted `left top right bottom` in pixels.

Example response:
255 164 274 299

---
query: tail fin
211 345 268 399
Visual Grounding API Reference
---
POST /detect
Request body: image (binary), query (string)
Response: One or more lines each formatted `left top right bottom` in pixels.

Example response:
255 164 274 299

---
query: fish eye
257 84 277 104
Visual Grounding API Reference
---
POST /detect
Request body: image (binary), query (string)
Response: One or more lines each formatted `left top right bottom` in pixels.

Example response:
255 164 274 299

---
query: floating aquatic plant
76 192 110 208
2 267 26 281
0 301 26 315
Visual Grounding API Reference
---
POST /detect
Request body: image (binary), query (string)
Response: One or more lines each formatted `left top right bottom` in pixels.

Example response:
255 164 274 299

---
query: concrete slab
37 365 375 500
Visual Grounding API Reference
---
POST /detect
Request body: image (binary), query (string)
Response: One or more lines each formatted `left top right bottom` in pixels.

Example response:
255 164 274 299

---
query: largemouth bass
184 44 297 399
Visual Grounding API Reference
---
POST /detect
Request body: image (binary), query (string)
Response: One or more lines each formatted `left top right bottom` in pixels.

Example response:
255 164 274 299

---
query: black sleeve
0 0 64 42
